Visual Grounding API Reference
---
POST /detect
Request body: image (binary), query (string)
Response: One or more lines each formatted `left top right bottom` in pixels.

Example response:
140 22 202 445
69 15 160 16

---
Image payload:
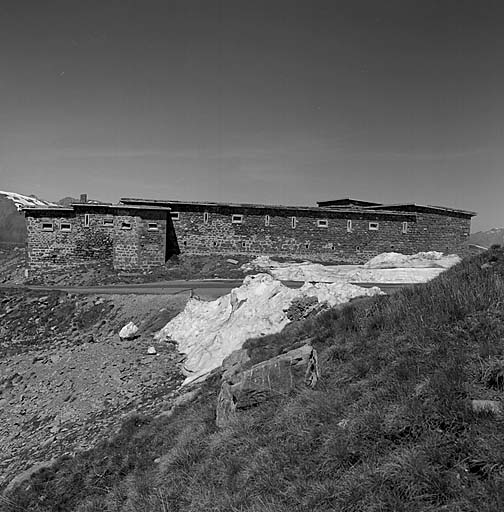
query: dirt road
0 279 411 299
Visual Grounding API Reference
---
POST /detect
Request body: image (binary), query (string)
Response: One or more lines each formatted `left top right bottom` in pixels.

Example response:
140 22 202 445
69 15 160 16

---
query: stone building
23 196 475 273
23 202 172 274
120 197 475 263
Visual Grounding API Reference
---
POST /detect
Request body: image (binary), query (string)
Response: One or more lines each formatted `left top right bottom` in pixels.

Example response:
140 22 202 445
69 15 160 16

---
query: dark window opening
171 212 180 220
42 222 53 232
84 214 90 228
121 221 132 230
231 214 243 224
103 218 113 227
148 222 159 231
60 223 71 232
203 212 209 224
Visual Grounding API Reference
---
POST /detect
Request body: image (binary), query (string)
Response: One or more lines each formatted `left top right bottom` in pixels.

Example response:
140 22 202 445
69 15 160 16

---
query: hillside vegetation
3 248 504 511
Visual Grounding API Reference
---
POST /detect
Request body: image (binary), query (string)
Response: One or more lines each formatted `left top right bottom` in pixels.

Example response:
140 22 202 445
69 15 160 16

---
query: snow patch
155 273 382 386
363 251 461 269
243 252 461 284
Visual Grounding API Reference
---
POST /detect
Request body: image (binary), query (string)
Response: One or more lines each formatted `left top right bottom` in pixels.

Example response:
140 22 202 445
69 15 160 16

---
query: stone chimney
80 193 88 203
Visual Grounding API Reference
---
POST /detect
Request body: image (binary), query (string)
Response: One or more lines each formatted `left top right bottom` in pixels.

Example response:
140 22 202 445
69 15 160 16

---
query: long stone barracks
23 196 476 273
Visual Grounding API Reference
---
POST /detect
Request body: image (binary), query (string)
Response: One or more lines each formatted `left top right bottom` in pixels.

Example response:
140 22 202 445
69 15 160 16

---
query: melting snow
155 273 382 385
243 252 461 284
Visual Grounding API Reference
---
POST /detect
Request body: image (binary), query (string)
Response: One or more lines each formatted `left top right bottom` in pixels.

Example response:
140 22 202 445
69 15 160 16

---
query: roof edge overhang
21 206 74 212
317 198 383 207
22 204 171 213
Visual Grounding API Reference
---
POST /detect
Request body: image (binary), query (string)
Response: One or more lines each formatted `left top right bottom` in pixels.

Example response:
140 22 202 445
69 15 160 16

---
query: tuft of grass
4 247 504 511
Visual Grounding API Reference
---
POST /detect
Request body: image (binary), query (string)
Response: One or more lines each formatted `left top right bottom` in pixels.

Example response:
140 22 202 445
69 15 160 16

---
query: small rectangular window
265 214 270 227
121 221 132 230
317 219 328 228
103 218 114 227
60 223 71 232
42 222 54 232
148 222 159 231
402 221 408 234
291 216 297 228
369 222 379 231
231 214 243 224
171 212 180 221
84 214 90 228
203 212 209 224
346 219 352 232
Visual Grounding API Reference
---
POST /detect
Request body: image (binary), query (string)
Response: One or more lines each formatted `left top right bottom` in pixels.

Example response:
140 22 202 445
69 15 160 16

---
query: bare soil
0 287 189 490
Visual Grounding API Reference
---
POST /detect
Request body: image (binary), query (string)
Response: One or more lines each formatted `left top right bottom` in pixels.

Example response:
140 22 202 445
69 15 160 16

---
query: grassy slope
3 249 504 512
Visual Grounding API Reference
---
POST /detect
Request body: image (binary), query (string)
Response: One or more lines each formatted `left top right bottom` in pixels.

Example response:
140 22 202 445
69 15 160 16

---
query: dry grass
4 248 504 511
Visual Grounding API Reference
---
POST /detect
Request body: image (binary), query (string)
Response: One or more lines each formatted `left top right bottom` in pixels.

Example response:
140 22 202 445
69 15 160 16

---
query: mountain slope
468 228 504 249
0 195 27 244
0 191 58 245
4 248 504 511
0 190 57 211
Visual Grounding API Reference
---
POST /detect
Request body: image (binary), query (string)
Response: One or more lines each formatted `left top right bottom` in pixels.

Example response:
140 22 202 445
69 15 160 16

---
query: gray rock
221 349 251 381
216 344 320 427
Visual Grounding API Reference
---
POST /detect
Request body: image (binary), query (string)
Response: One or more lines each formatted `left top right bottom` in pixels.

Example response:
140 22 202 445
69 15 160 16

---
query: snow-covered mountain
0 190 58 211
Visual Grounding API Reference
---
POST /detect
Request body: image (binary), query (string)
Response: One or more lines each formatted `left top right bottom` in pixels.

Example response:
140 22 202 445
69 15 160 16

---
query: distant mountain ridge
468 228 504 249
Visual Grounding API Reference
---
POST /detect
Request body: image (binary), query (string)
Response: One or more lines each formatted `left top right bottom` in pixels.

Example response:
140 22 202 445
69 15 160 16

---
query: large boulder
119 321 139 340
216 343 319 427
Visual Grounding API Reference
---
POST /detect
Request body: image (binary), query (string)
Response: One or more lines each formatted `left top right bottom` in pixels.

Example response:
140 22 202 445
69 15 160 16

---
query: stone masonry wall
26 207 168 274
405 212 471 254
169 205 472 263
74 208 114 262
26 211 80 272
170 205 414 263
137 210 168 269
113 209 168 271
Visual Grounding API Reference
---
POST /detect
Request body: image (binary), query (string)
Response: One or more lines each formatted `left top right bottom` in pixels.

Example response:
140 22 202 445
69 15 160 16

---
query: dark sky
1 0 503 230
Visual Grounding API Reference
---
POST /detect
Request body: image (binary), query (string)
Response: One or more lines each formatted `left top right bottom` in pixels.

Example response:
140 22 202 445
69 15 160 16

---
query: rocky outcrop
216 343 319 427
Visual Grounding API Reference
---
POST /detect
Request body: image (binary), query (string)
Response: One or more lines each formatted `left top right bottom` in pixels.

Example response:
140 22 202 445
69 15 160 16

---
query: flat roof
71 203 171 211
120 197 415 217
364 203 477 217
